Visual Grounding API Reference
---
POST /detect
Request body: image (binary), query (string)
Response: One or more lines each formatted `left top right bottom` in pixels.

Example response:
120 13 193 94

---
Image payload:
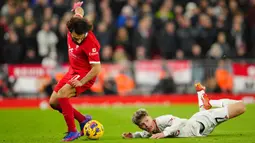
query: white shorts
189 106 229 136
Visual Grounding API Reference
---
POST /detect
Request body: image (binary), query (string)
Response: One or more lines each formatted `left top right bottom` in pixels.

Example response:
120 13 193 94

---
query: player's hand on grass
71 1 83 11
150 133 165 139
69 75 83 87
122 132 133 139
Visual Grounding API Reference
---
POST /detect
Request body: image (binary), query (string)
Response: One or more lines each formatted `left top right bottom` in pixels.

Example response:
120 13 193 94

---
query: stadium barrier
4 60 255 95
0 94 254 109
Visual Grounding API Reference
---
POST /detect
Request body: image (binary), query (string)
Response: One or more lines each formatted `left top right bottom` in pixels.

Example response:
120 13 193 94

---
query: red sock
58 98 76 132
53 105 85 123
73 108 86 123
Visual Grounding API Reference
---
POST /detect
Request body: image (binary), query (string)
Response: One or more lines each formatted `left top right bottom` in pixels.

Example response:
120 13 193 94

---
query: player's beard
72 37 85 45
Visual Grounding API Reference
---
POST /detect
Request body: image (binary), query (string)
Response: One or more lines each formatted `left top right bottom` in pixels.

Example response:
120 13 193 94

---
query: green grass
0 104 255 143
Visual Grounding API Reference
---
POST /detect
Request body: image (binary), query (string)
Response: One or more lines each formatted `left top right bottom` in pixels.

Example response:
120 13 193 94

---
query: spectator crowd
1 0 255 65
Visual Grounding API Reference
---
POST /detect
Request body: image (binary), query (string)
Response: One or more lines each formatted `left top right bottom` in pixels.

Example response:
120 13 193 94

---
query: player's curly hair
66 17 93 35
132 108 148 126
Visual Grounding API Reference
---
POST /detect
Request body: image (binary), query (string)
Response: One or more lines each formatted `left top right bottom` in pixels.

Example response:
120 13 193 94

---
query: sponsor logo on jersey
89 48 99 56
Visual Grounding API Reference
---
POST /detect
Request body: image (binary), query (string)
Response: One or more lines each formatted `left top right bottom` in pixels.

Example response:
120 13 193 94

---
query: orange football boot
195 82 205 91
195 83 212 110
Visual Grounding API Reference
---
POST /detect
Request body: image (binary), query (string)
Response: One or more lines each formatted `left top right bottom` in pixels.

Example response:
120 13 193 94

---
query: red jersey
54 31 100 95
67 31 100 82
67 31 100 71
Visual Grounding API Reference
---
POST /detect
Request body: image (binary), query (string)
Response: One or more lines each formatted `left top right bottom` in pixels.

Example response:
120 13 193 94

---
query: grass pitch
0 104 254 143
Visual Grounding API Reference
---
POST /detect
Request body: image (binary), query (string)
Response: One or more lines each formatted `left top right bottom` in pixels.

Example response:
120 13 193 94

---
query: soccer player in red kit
48 2 101 141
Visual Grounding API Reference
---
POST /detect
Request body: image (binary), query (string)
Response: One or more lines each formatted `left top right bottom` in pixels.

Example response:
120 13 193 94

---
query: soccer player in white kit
122 83 246 139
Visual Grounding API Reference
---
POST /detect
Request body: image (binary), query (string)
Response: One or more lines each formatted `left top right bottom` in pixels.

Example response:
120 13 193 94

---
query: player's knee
49 96 56 105
49 99 57 110
49 99 54 106
233 102 246 115
49 102 56 109
49 99 58 110
48 100 62 112
238 102 246 114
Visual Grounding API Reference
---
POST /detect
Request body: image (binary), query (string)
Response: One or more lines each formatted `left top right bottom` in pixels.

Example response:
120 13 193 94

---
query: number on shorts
215 117 226 123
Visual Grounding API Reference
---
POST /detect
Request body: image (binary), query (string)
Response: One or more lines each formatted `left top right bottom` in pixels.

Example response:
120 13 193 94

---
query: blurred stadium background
1 1 255 143
0 0 255 107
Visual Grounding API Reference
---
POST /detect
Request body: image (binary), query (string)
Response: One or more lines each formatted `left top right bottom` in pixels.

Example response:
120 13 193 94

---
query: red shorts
54 72 94 96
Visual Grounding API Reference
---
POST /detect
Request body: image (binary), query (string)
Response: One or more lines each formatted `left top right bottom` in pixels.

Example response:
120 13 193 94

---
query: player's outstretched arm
150 133 166 139
122 131 151 139
149 123 182 139
160 119 186 138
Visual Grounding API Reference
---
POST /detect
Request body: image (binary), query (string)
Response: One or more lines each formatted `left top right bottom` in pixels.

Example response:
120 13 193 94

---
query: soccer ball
84 120 104 140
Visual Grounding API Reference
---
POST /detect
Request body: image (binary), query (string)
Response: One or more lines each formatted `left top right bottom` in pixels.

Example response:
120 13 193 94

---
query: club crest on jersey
92 48 96 52
69 48 74 53
68 45 73 52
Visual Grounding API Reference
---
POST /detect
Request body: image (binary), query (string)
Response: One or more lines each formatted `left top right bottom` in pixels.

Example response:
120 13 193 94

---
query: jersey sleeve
132 131 151 138
160 115 187 137
83 43 100 64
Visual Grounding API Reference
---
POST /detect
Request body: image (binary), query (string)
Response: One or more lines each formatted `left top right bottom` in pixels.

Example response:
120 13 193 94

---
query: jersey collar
152 119 160 133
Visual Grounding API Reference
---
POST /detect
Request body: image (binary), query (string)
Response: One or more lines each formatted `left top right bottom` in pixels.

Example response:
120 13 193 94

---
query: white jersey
132 107 229 138
132 114 189 138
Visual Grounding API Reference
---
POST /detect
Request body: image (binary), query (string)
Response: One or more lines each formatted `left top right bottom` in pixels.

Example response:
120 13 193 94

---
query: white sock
209 99 240 108
197 90 205 111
